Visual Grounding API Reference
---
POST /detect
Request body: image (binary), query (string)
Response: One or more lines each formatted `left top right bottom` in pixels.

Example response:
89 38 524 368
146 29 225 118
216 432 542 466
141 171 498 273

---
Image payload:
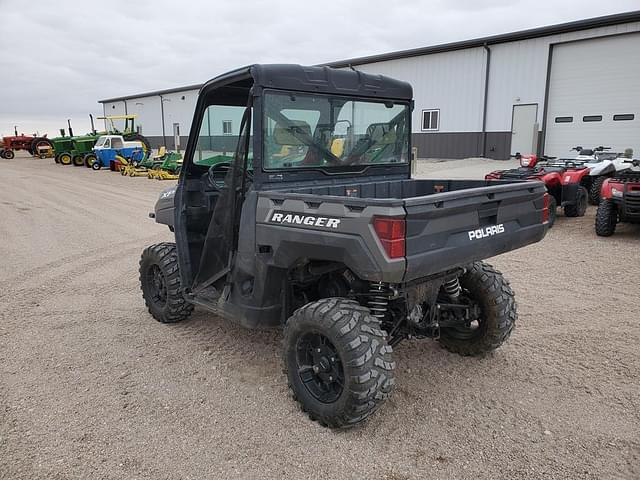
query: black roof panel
249 64 412 100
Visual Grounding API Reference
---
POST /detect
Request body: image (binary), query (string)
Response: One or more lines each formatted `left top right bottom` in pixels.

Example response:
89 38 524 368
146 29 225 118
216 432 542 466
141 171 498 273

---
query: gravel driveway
1 155 638 479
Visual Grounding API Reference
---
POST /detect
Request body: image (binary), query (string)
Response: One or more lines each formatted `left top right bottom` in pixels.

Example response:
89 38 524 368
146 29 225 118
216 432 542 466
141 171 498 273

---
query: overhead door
544 33 640 158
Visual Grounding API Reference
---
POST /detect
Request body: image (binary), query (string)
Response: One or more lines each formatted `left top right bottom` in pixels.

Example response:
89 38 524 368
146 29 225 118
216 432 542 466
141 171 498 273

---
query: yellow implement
116 154 148 177
147 168 180 180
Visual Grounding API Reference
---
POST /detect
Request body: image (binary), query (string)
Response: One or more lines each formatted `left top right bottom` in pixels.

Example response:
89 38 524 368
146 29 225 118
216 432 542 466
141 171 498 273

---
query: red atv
485 154 589 227
0 126 52 159
595 160 640 236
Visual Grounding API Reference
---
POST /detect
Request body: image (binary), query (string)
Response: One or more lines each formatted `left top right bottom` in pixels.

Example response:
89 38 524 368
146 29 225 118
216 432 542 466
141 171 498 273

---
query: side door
511 104 538 156
190 105 252 292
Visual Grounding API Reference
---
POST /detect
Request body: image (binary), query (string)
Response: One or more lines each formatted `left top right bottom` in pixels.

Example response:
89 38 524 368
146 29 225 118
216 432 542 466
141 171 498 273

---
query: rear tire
595 200 617 237
54 153 61 164
589 177 606 205
124 134 151 160
72 155 84 167
564 186 588 217
30 137 52 157
139 243 193 323
59 152 72 165
283 298 395 428
83 153 97 168
438 261 516 356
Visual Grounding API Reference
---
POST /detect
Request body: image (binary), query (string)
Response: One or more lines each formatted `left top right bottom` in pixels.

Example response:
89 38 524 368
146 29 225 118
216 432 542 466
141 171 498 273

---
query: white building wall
161 89 200 139
341 21 640 136
346 47 487 133
101 101 126 128
485 38 550 132
127 96 162 136
486 21 640 132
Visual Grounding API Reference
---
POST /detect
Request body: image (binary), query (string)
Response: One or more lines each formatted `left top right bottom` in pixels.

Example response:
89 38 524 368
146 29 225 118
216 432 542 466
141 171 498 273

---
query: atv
564 146 633 204
595 159 640 236
485 153 588 226
139 64 550 428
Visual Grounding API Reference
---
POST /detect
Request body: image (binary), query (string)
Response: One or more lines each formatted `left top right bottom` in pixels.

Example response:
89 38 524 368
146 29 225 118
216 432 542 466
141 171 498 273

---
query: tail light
373 216 406 259
542 193 550 223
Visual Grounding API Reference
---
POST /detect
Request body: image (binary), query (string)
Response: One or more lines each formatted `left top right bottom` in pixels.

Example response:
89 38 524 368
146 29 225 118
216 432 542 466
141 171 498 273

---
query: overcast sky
1 0 638 136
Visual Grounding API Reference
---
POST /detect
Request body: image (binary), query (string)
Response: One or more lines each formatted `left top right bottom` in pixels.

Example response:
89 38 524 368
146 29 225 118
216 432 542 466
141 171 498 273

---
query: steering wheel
207 162 231 190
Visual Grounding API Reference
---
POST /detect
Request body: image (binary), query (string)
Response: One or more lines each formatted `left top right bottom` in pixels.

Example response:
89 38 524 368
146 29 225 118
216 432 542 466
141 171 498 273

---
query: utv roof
200 64 413 101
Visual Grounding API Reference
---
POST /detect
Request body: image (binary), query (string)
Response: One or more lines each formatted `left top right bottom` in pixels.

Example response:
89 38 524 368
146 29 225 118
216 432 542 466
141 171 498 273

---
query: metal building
98 10 640 159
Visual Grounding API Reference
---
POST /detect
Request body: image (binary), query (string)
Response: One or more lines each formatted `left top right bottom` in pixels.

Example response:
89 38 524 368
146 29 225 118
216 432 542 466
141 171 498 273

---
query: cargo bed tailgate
403 181 547 281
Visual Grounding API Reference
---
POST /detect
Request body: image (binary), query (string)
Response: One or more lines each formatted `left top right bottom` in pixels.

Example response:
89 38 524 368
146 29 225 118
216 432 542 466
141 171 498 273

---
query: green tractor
51 123 75 165
52 118 99 166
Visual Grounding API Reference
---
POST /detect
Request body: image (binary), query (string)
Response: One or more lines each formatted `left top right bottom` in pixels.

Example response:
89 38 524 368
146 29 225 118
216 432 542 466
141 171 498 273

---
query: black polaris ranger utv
140 64 550 428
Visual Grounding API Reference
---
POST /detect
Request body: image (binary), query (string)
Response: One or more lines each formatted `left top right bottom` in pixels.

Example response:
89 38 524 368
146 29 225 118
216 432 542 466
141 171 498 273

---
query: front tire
547 195 557 228
595 200 617 237
283 298 395 428
589 176 606 205
438 261 516 356
72 154 84 166
139 243 193 323
564 186 588 217
4 150 15 159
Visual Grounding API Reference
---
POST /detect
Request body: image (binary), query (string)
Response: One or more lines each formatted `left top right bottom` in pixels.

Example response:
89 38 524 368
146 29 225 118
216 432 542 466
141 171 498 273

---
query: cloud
0 0 637 136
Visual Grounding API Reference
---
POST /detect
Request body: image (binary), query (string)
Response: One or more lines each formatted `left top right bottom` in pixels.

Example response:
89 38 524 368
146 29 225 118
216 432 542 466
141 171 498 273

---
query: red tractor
485 154 589 227
595 160 640 236
0 126 53 159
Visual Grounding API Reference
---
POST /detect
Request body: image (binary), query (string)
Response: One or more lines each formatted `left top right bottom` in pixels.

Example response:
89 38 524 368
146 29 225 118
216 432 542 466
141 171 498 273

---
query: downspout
159 94 167 148
123 99 128 115
481 43 491 157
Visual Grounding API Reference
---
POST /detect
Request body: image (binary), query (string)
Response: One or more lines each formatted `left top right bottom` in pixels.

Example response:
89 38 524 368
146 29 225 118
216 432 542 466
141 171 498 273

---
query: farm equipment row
52 115 151 168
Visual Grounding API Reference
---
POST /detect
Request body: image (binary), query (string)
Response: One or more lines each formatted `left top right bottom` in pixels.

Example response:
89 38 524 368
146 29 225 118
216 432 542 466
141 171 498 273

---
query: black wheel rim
295 332 344 403
146 264 167 307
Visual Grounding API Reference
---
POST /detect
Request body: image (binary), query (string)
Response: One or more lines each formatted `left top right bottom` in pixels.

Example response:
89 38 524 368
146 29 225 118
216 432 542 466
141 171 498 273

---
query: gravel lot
1 154 639 480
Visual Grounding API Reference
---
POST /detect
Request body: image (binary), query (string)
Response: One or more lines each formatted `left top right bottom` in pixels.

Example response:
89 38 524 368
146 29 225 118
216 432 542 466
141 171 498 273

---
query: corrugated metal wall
351 48 487 133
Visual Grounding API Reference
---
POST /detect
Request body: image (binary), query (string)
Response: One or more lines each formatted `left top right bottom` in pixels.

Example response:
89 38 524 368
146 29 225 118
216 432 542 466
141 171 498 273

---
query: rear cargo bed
259 178 547 283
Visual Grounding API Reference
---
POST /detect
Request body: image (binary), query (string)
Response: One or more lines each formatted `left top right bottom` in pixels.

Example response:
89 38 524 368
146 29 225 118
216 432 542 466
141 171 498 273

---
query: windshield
263 91 409 170
94 136 108 147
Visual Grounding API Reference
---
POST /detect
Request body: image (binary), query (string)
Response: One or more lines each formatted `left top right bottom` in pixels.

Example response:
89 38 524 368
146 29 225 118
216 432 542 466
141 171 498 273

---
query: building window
613 114 635 121
554 116 573 123
583 115 602 122
422 109 439 131
222 120 233 135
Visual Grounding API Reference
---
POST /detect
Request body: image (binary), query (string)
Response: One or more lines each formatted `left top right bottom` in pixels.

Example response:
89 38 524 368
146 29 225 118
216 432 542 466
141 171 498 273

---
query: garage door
544 33 640 158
